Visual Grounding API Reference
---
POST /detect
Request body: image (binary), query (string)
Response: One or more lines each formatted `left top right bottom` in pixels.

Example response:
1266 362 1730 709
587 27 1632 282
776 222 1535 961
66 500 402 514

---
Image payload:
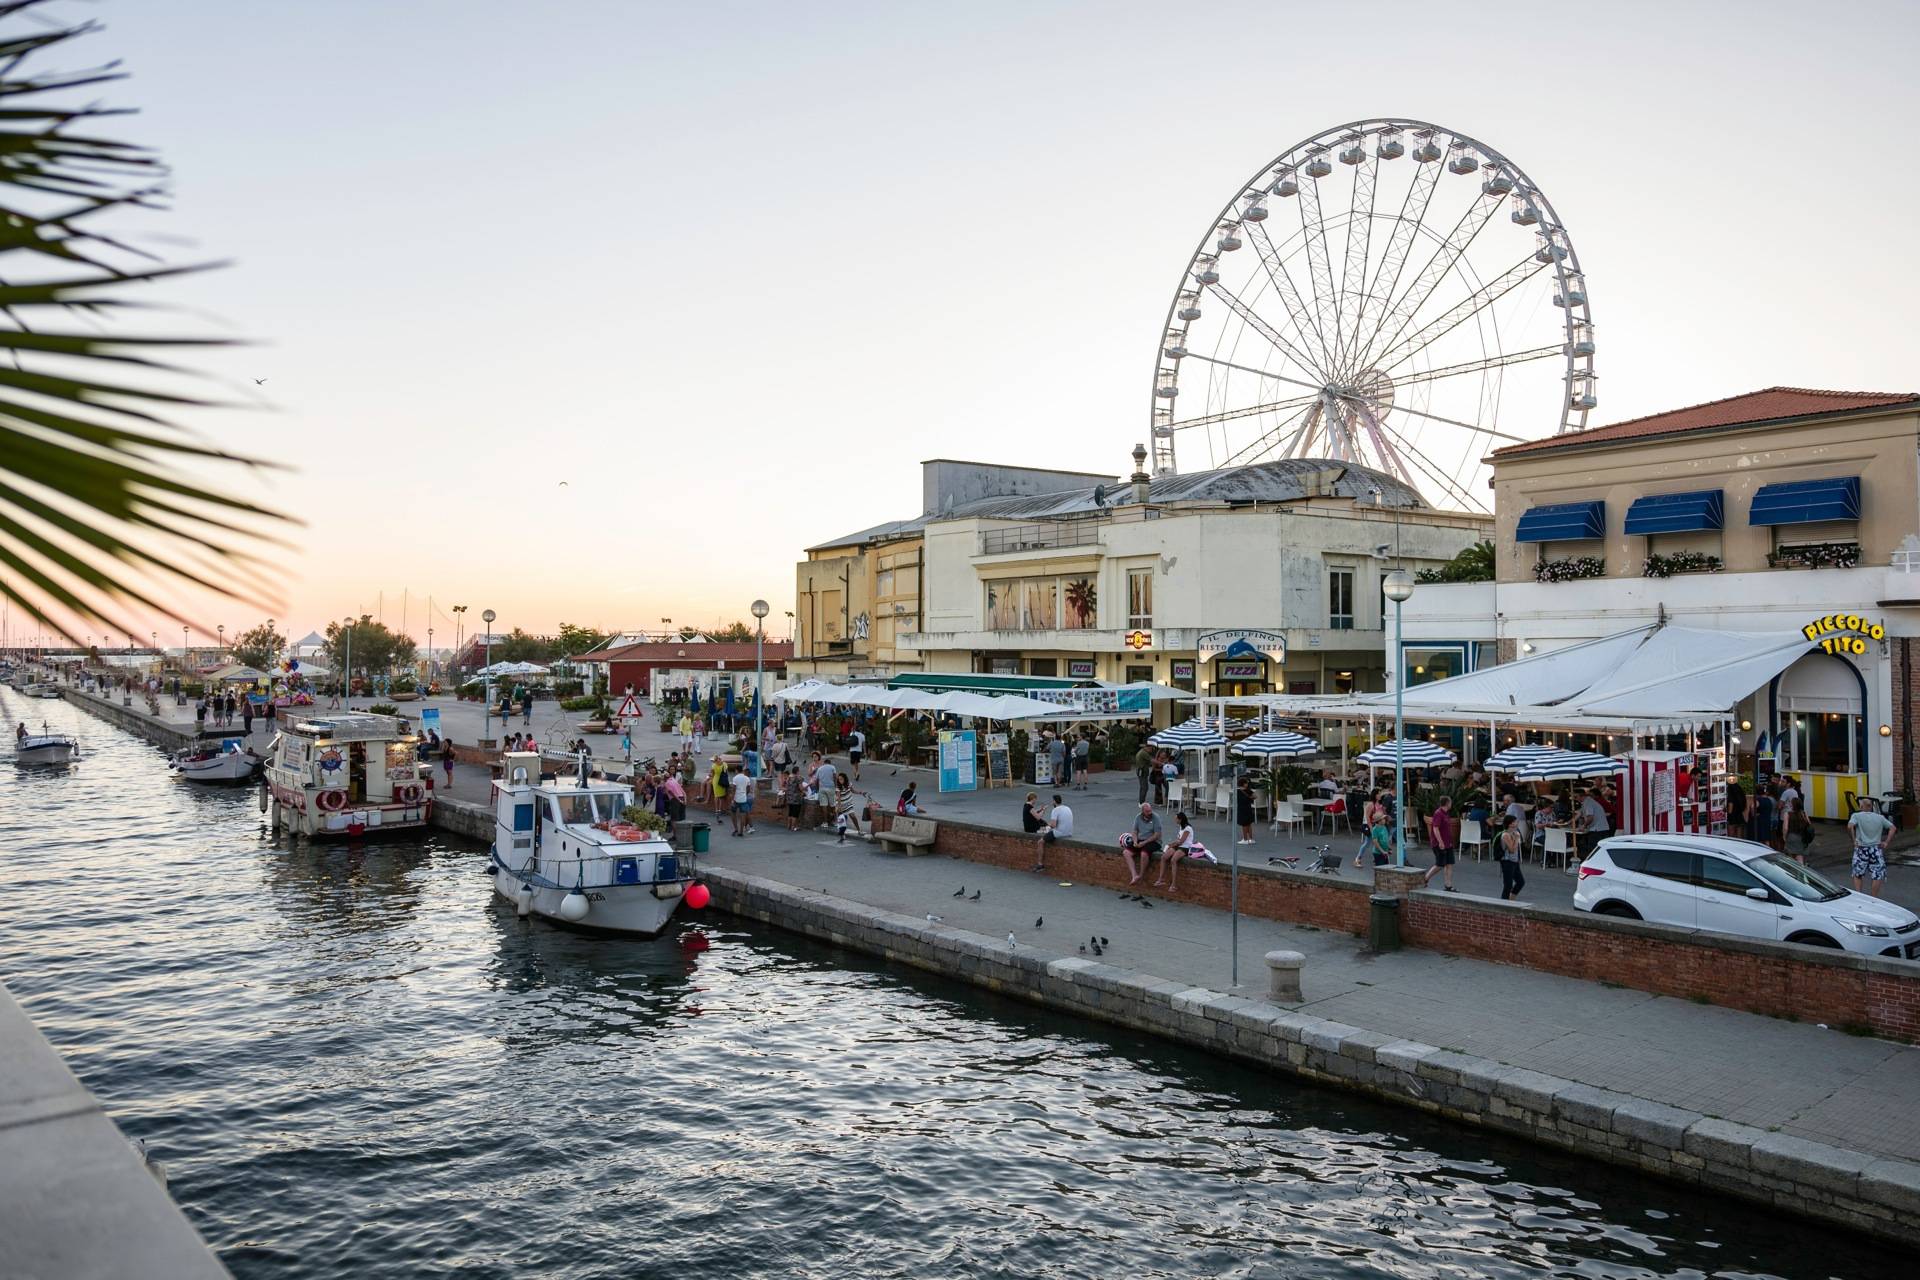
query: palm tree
1064 578 1097 627
0 2 289 641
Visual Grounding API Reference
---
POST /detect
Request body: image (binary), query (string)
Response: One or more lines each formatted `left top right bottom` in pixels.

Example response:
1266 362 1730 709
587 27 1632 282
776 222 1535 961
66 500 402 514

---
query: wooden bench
875 815 938 856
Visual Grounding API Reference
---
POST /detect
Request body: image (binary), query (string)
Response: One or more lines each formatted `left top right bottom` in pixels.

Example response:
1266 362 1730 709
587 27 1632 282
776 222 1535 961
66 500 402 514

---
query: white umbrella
1230 729 1320 758
502 661 550 676
1149 718 1228 749
1355 739 1457 768
1511 750 1627 782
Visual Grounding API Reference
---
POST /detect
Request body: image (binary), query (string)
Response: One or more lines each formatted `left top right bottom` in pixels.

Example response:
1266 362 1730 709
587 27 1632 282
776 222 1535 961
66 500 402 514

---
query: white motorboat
172 737 260 783
14 730 77 768
25 682 61 699
489 750 695 935
262 712 431 838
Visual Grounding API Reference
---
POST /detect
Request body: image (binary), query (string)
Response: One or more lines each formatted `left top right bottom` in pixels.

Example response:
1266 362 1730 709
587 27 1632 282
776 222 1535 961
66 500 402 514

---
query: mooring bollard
1264 949 1305 1002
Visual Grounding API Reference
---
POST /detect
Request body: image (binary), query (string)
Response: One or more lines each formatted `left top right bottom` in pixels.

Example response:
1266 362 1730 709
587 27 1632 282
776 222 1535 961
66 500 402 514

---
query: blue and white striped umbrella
1510 750 1626 782
1148 717 1228 749
1355 739 1457 768
1484 743 1564 774
1230 730 1320 758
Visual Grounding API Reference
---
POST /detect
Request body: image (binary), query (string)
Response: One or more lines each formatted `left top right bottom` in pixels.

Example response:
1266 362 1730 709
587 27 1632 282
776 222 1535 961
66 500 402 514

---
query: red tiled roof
1492 387 1920 458
589 640 793 665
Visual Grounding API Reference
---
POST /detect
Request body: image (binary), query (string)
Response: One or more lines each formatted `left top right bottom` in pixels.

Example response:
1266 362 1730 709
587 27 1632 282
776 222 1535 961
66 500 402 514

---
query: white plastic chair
1167 779 1186 808
1211 782 1233 819
1542 826 1573 871
1270 800 1303 836
1458 818 1488 861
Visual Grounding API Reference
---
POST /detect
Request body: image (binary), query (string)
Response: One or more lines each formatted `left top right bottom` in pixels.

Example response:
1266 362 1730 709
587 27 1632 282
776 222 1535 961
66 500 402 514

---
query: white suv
1573 832 1920 958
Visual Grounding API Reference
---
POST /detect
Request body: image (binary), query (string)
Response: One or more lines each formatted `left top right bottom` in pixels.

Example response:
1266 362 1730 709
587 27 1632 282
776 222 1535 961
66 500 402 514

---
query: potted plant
619 806 671 835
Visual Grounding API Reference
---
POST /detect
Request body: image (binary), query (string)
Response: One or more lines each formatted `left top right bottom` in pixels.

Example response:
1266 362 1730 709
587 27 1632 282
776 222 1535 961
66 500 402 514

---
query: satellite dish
1092 484 1107 507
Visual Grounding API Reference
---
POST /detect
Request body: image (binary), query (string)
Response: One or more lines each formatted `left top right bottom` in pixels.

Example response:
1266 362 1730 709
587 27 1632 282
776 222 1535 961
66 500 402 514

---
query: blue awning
1624 489 1724 535
1748 476 1861 526
1514 499 1605 543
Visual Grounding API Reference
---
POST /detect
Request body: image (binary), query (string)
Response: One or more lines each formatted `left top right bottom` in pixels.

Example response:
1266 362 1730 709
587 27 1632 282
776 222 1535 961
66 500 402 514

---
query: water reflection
0 687 1902 1280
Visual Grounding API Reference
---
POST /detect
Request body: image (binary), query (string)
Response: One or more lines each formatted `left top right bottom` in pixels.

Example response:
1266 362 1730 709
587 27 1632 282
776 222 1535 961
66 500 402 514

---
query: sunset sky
43 0 1920 648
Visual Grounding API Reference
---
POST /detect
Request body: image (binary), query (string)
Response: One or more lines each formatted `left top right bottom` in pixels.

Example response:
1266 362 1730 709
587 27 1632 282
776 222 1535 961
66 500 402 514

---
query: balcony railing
978 521 1102 556
1767 541 1861 570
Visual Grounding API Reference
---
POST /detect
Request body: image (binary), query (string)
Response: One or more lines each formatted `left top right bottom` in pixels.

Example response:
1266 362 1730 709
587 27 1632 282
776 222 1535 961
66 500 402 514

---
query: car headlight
1835 918 1892 937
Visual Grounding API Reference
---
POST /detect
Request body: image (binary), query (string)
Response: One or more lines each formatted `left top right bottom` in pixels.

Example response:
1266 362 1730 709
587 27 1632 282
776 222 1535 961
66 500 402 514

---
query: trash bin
1368 893 1402 952
690 822 711 854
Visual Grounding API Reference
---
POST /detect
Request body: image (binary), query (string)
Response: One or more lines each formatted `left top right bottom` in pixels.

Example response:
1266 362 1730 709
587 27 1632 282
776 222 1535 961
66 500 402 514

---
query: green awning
888 672 1087 693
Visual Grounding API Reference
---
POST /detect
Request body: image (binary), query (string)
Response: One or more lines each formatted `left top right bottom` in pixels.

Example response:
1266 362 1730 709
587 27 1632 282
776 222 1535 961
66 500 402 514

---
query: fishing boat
262 712 431 838
172 737 261 783
489 750 694 935
14 728 77 768
25 682 62 699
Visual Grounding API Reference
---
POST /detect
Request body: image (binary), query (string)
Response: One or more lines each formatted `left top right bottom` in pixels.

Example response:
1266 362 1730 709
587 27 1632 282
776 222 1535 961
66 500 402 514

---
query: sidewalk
700 832 1920 1169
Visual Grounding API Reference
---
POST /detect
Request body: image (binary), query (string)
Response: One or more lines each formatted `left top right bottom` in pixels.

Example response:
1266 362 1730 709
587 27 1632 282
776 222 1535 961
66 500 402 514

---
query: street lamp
1383 568 1416 868
342 616 354 709
217 624 225 660
751 599 770 749
451 605 466 680
482 608 497 743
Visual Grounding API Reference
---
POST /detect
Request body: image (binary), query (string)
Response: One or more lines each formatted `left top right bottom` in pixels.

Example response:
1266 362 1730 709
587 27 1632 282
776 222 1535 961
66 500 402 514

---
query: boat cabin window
593 793 628 822
553 793 597 825
512 803 535 833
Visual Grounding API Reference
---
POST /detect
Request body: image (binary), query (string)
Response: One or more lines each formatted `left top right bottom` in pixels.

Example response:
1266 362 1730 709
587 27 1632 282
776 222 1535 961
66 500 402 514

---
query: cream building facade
1402 386 1920 817
899 451 1492 698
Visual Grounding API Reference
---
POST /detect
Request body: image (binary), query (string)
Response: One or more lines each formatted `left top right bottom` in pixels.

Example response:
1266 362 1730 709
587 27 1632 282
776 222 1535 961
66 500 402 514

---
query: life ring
396 783 421 804
317 789 346 812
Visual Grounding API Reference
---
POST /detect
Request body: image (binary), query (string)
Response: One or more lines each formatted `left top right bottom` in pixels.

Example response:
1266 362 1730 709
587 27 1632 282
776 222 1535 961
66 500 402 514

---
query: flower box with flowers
1766 542 1860 570
1643 550 1723 578
1533 556 1605 583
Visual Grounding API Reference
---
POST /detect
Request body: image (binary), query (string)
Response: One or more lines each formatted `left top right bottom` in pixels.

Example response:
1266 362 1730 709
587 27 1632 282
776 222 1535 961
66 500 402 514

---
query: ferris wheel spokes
1294 160 1344 369
1385 344 1564 390
1355 186 1506 376
1335 142 1378 370
1373 254 1549 376
1242 218 1331 379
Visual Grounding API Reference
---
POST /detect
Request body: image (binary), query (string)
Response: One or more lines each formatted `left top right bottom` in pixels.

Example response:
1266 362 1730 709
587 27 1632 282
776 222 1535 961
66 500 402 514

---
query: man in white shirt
1574 788 1611 863
848 728 867 780
1035 793 1072 872
729 766 757 837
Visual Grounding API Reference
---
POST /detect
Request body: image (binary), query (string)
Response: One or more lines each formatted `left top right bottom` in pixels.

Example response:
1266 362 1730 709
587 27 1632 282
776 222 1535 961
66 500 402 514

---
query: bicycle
1269 843 1340 875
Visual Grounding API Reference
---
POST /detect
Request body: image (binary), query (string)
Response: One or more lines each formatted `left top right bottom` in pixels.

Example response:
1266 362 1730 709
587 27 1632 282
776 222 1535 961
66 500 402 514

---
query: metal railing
978 522 1102 555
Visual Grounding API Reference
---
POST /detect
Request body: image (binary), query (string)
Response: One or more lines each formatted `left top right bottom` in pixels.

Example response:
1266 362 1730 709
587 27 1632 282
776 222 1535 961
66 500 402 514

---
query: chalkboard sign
983 732 1011 788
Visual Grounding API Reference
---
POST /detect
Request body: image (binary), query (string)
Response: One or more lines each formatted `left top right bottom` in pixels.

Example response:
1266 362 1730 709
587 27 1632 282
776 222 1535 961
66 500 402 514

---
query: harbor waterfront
1 686 1911 1279
13 678 1920 1264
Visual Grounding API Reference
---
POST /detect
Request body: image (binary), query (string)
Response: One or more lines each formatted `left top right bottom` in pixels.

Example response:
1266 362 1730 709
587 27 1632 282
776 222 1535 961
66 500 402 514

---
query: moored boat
172 737 261 783
262 712 431 837
489 750 694 935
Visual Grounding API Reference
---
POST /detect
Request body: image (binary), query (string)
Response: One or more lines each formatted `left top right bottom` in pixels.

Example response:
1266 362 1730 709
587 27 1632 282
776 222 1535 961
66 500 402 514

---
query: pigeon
1099 937 1108 947
1091 943 1103 957
1090 935 1099 949
970 889 981 901
953 885 966 897
1078 944 1086 954
1140 899 1154 909
925 913 942 923
1006 932 1017 949
1033 916 1043 929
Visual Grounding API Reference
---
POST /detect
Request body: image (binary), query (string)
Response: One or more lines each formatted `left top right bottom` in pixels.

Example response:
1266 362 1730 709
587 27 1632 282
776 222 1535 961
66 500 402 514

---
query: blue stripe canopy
1229 730 1320 758
1355 739 1457 767
1484 743 1564 773
1623 490 1724 535
1149 718 1227 749
1510 750 1627 782
1514 500 1605 543
1749 476 1860 526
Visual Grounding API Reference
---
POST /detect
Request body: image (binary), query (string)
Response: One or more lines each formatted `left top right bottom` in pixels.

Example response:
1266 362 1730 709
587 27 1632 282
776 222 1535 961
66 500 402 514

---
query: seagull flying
252 377 267 385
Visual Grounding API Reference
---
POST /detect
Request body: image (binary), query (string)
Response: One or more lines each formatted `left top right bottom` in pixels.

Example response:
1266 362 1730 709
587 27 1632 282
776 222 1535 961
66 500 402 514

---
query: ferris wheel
1149 118 1595 510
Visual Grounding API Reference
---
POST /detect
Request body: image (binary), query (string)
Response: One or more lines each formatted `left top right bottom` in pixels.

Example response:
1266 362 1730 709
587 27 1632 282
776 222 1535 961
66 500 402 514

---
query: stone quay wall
703 866 1920 1246
59 687 201 752
866 811 1920 1045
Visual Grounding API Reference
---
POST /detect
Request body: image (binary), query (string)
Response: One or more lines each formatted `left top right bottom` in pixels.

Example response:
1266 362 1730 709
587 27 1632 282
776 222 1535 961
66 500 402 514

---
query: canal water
0 689 1898 1279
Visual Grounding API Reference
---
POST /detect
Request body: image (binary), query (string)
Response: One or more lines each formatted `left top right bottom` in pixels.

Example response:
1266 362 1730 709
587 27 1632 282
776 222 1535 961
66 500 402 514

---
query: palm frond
0 0 291 643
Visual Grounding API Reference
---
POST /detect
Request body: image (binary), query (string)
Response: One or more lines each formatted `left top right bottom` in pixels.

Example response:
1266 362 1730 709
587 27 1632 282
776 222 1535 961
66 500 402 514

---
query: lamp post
751 598 770 749
482 608 497 744
1383 568 1415 867
342 617 354 710
217 624 225 661
452 605 467 682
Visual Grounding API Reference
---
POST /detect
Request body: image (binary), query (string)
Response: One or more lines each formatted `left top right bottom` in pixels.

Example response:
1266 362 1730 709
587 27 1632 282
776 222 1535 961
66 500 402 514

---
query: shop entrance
1772 650 1868 819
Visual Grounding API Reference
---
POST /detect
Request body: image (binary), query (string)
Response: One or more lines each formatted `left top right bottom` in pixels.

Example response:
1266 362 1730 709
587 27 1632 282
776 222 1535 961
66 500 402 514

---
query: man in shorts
847 727 866 781
1847 799 1895 896
729 764 756 837
1120 803 1164 885
1422 794 1458 891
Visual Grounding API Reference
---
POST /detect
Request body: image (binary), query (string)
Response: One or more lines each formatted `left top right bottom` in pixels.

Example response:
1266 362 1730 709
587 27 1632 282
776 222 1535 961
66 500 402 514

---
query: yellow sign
1802 613 1885 655
1124 629 1153 651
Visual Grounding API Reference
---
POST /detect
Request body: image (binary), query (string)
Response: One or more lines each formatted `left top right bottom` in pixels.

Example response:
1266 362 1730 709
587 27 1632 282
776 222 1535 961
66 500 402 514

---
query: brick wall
870 810 1373 936
1894 638 1916 799
1400 890 1920 1043
873 812 1920 1043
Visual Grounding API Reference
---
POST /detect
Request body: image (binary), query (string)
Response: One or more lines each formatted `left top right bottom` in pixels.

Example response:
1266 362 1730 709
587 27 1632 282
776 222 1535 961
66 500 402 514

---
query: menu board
938 730 977 794
1033 747 1055 786
983 732 1011 789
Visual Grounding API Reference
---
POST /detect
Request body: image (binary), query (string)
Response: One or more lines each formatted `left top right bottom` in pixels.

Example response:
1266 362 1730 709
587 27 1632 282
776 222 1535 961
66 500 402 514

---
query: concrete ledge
0 983 229 1278
699 864 1920 1247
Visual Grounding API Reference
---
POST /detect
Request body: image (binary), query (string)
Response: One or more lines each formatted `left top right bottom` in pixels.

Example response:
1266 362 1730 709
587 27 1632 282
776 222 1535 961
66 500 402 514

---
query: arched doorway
1770 650 1867 819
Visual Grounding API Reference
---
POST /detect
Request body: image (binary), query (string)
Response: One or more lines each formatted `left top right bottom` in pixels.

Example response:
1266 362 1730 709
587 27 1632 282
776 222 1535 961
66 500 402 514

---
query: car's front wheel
1786 931 1841 949
1590 900 1642 920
